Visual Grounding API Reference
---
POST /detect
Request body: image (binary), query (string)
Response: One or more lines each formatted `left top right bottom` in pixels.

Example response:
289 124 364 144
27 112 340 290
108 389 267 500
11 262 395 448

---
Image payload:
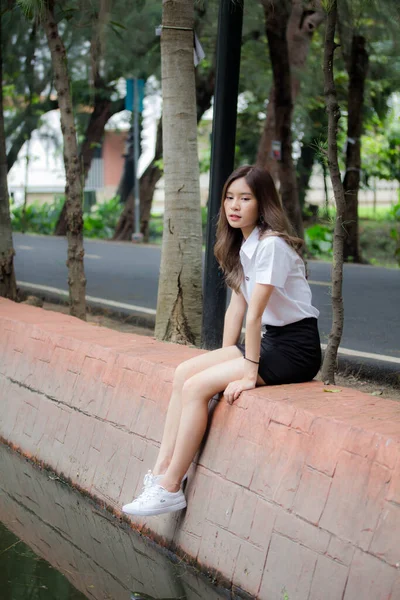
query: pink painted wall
103 131 126 187
0 298 400 599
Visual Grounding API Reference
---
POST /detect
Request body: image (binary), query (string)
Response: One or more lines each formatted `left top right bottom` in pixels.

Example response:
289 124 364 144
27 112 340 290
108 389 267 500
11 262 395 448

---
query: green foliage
360 216 399 267
235 92 265 166
10 197 64 234
148 214 164 243
362 101 400 184
306 207 400 266
83 197 123 238
305 224 334 258
10 196 123 239
16 0 46 21
199 146 211 174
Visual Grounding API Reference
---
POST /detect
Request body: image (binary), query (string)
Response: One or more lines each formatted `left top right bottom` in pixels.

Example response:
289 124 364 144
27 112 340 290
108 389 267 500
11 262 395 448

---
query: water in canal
0 444 230 600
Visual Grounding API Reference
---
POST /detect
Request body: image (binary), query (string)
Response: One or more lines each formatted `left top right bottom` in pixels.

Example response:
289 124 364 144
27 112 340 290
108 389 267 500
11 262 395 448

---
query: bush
10 196 124 239
83 196 123 239
148 215 164 242
10 197 64 234
305 224 333 258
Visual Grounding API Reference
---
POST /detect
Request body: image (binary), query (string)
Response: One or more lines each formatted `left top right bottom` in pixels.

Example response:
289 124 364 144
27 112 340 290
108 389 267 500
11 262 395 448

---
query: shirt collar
240 226 260 259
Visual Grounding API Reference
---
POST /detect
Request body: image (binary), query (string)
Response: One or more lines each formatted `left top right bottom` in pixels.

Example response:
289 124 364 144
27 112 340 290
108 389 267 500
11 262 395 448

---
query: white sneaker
122 484 187 516
143 469 189 490
142 470 162 491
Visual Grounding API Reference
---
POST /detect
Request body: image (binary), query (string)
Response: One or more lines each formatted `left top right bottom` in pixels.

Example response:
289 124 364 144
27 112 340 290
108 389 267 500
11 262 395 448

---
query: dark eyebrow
226 190 253 195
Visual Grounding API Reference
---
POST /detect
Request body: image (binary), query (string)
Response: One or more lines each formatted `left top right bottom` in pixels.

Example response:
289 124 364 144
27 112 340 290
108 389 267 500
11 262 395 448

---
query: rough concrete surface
1 298 400 599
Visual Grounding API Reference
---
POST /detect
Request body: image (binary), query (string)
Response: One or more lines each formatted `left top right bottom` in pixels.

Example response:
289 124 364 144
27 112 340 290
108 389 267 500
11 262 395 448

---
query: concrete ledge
0 444 226 600
1 297 400 599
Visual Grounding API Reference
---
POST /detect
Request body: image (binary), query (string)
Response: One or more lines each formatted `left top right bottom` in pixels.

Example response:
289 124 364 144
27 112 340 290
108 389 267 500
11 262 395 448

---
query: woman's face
224 177 259 239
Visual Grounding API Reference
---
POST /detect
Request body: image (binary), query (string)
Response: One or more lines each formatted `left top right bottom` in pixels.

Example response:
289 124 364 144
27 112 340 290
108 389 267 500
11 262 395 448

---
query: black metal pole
201 0 244 350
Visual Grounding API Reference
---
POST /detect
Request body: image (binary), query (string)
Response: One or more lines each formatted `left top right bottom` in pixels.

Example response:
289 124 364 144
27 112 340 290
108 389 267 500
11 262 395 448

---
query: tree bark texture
257 1 324 174
342 35 368 263
297 141 317 209
261 0 304 238
320 0 346 385
54 97 124 236
0 17 17 300
43 1 86 320
155 0 203 346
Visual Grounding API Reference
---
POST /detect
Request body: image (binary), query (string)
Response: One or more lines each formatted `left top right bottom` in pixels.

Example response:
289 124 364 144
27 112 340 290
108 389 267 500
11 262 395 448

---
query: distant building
8 110 128 206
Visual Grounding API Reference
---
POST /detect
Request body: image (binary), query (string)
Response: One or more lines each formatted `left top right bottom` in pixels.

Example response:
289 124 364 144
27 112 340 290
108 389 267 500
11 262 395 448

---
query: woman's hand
223 378 257 405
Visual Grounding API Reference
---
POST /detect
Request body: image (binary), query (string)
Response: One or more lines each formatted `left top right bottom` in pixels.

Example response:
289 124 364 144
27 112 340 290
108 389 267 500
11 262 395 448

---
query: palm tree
155 0 203 345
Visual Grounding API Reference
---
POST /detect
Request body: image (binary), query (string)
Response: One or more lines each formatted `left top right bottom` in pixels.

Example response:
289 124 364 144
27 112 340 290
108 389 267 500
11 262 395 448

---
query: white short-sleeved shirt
240 227 319 327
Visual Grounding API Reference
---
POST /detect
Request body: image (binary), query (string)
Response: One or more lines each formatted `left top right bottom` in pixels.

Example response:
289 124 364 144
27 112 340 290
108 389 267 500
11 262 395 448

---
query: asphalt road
13 233 400 369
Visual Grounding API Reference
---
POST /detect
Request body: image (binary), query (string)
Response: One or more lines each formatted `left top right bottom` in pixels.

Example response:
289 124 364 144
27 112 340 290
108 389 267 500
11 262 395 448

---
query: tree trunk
257 1 324 179
113 119 163 242
262 0 304 237
155 0 203 346
54 96 125 236
297 141 316 210
113 66 215 243
54 0 117 237
322 158 330 217
342 35 368 263
139 119 163 241
43 1 86 320
0 18 17 301
320 0 346 385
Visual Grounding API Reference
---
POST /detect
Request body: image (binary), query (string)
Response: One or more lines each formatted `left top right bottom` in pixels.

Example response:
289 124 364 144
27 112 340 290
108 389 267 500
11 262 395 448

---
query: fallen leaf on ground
323 388 342 393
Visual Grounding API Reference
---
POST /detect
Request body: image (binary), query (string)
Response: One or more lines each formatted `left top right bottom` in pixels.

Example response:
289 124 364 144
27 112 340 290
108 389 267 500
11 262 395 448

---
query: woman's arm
243 283 274 380
224 283 274 404
222 290 247 347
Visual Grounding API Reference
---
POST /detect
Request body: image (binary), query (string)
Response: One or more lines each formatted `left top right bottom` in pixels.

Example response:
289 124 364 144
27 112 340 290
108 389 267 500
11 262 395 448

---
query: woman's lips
229 215 241 221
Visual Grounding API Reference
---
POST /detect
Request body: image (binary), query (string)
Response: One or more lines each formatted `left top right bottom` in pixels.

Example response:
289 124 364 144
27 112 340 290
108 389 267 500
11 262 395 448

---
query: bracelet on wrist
244 356 260 365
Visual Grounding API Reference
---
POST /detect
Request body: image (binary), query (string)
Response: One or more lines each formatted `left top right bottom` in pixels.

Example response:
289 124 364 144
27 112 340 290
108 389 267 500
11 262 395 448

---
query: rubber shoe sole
123 498 187 517
122 496 187 517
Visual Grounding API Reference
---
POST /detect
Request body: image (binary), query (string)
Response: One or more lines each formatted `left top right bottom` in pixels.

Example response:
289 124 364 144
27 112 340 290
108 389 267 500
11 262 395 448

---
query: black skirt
236 317 322 385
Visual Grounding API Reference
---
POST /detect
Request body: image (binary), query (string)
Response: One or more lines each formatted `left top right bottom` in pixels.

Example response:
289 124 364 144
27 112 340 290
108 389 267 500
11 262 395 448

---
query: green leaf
109 20 127 30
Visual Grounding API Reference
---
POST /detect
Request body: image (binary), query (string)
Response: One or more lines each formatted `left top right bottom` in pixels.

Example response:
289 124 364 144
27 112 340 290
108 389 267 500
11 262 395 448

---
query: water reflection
0 521 87 599
0 444 228 600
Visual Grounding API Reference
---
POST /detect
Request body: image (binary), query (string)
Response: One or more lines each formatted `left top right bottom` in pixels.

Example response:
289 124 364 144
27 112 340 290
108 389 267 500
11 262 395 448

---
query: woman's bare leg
160 358 266 492
153 346 242 475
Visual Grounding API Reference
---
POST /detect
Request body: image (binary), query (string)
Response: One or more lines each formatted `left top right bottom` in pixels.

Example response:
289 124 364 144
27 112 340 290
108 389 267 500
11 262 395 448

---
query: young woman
122 165 321 517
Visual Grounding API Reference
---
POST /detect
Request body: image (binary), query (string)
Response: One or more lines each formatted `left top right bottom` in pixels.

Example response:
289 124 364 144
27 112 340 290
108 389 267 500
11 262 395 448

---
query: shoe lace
136 484 163 504
142 470 156 493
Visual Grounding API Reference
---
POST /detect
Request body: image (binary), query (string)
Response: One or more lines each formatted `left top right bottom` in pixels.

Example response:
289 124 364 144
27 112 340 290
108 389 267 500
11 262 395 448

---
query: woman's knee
181 375 208 405
173 361 192 390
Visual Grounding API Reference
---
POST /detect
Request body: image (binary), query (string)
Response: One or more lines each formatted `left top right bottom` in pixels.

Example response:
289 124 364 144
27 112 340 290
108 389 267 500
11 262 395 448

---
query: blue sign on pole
125 78 145 112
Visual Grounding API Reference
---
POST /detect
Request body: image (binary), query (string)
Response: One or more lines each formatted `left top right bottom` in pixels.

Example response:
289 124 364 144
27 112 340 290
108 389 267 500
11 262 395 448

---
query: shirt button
245 276 250 281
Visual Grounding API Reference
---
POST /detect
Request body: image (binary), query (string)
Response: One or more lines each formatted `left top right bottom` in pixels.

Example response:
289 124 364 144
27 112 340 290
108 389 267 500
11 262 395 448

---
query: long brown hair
214 165 303 292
